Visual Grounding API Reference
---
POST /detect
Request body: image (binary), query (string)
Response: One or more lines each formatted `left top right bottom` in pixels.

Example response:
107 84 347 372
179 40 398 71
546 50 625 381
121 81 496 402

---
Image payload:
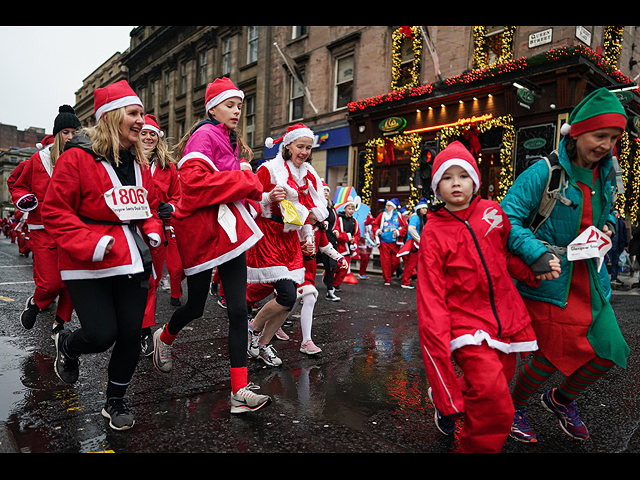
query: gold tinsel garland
391 26 423 91
603 26 625 68
440 115 516 202
362 133 422 208
473 26 516 70
618 132 640 222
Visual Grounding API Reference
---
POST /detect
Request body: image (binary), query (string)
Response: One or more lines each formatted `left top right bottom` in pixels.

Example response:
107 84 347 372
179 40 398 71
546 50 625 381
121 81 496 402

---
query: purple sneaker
541 389 590 440
510 407 537 443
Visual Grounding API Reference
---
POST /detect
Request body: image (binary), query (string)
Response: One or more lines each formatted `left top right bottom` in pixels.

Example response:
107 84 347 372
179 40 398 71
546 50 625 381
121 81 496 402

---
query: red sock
230 367 248 394
160 325 178 345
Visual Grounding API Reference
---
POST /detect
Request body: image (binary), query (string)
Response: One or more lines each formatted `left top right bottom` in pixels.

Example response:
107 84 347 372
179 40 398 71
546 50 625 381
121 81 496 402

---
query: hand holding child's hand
536 254 561 281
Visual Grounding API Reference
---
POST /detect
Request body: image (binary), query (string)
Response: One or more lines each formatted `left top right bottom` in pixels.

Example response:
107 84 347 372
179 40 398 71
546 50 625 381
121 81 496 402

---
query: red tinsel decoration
347 44 640 113
384 138 395 165
463 124 481 156
400 26 413 38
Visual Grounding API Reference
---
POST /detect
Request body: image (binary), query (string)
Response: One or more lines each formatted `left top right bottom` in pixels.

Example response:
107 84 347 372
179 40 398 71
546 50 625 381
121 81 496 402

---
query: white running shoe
247 329 260 358
326 289 341 301
230 382 272 413
258 344 282 367
153 327 173 373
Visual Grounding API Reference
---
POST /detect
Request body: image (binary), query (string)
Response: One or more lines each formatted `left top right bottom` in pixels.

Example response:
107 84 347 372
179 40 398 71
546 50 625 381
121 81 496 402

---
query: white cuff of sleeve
93 236 114 262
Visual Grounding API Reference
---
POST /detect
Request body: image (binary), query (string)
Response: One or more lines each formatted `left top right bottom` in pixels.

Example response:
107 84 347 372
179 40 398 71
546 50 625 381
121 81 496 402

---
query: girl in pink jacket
152 77 272 414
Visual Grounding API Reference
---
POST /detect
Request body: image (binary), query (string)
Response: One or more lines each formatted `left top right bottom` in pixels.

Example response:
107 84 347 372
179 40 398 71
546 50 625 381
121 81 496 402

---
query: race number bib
104 186 152 221
567 225 611 272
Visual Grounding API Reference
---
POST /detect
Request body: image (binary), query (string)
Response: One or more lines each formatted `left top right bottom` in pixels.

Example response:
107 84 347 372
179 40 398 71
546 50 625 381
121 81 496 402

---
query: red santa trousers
165 235 184 300
143 234 185 328
30 229 74 322
332 256 351 287
143 241 168 329
401 249 419 286
451 342 517 453
379 242 401 283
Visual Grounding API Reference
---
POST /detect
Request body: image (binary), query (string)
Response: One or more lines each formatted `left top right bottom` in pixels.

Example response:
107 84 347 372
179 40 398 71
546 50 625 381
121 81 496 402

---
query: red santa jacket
246 154 327 285
7 158 27 198
173 124 264 276
417 196 539 417
10 147 54 230
333 211 361 256
150 161 180 230
42 134 164 281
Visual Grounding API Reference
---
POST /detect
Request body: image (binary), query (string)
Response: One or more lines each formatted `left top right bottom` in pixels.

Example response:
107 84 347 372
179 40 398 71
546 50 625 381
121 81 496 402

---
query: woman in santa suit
246 123 328 367
42 80 164 430
11 108 80 335
152 77 272 414
138 114 183 356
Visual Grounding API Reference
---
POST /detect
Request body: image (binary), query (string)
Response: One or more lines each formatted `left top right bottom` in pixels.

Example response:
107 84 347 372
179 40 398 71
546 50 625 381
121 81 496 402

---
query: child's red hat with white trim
431 141 480 200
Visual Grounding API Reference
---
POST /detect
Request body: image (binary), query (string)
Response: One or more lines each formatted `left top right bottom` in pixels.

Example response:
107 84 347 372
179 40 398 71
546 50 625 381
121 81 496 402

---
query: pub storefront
348 41 640 222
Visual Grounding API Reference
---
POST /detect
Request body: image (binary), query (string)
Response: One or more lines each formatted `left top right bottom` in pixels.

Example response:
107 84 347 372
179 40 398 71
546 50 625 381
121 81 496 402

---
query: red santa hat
94 80 143 121
265 123 314 149
239 157 252 171
36 134 55 150
431 141 480 200
322 179 330 191
142 114 164 138
205 77 244 113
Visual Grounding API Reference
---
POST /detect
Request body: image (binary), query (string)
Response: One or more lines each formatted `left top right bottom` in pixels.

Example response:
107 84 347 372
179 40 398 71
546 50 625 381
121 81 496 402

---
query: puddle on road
0 316 437 453
0 337 29 422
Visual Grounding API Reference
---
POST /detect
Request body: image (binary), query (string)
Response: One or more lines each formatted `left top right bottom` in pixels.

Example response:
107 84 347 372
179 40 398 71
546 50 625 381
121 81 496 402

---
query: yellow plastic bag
280 199 303 226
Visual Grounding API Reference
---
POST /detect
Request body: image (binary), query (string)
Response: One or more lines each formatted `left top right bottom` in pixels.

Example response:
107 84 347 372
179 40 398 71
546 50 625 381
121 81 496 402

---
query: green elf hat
560 87 627 137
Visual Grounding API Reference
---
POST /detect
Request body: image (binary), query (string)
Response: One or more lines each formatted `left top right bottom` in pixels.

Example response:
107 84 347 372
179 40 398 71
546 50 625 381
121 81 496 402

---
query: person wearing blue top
372 198 408 285
398 197 428 289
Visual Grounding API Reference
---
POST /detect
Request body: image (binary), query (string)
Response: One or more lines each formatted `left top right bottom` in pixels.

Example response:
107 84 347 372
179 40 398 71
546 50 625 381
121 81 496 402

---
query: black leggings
64 273 149 396
166 253 248 368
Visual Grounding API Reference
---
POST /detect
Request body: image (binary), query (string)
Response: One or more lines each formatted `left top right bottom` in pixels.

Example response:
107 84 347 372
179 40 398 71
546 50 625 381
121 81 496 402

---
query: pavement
1 235 639 453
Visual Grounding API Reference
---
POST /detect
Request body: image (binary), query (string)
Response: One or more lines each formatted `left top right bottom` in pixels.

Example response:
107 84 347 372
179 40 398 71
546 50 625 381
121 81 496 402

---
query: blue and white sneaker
428 387 457 435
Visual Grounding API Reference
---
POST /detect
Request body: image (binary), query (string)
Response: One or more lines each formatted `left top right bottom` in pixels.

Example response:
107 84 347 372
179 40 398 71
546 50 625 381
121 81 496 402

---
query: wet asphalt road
0 235 639 453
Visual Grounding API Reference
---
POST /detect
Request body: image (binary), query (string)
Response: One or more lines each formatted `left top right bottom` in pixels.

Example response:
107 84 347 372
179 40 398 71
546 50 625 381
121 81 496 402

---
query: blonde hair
83 107 147 166
149 135 176 169
50 132 66 167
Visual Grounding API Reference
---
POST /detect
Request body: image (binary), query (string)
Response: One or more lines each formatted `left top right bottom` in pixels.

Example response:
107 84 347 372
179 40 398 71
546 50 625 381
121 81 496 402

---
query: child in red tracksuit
417 141 559 453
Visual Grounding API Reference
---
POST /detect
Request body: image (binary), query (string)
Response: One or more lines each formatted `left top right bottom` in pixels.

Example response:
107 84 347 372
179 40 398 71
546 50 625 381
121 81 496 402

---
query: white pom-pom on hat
560 122 572 136
264 123 314 151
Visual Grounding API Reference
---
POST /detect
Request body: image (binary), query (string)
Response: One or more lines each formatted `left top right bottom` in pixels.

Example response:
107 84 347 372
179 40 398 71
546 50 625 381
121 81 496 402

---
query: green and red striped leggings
512 353 615 407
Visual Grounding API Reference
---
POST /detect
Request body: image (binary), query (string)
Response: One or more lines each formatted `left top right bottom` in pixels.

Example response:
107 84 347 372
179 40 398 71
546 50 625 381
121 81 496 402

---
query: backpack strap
529 151 571 234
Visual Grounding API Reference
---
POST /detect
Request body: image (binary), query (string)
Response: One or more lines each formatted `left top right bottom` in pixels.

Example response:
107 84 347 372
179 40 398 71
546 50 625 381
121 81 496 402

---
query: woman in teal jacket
501 88 630 443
